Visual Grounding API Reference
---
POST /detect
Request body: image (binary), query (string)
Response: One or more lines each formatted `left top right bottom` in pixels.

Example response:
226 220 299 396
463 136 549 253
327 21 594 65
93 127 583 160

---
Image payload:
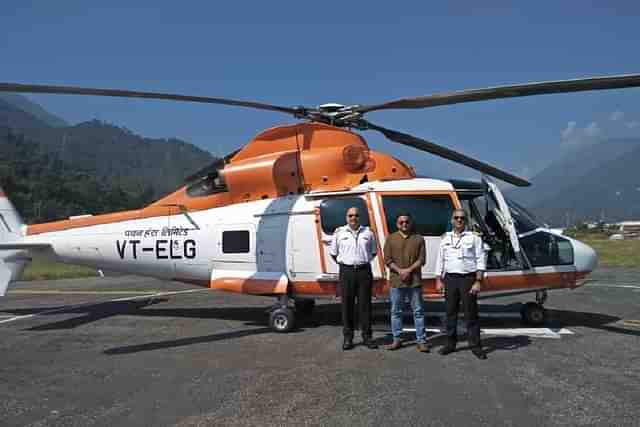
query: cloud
561 121 577 141
560 120 601 147
610 111 625 121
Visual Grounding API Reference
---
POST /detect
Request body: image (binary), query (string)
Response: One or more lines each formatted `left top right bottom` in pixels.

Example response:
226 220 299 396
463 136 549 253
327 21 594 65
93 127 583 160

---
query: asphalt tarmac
1 267 639 427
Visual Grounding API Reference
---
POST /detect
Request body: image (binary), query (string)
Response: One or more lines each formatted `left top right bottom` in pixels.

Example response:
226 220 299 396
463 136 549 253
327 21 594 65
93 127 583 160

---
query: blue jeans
390 286 425 344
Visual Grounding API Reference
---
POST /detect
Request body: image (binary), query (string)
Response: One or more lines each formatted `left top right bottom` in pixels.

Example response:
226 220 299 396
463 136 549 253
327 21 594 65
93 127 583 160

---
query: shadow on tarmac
6 298 639 340
103 327 276 355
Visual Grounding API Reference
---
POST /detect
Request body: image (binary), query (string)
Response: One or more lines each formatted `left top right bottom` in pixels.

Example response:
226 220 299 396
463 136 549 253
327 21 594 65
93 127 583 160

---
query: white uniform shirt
434 230 486 276
330 225 377 266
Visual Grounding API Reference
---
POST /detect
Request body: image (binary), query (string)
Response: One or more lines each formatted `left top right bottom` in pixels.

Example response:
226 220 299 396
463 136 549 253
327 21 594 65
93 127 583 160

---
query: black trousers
443 272 481 348
339 265 373 339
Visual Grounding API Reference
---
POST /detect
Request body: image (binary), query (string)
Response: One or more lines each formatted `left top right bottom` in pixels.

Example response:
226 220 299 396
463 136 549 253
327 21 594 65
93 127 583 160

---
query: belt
445 272 476 277
340 263 370 271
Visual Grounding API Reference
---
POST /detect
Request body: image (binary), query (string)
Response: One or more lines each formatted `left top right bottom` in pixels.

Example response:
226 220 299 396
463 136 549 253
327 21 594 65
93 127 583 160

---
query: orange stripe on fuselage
295 272 576 298
485 271 577 290
188 271 578 299
313 207 328 274
209 277 288 295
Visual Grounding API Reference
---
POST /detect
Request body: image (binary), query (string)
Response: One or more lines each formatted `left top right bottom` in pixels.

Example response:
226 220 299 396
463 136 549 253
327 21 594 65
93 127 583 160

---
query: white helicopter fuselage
16 178 597 300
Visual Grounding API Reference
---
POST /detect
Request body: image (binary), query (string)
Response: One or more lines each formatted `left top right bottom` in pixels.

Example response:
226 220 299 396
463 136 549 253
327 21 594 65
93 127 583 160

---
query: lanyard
451 232 464 249
348 227 362 242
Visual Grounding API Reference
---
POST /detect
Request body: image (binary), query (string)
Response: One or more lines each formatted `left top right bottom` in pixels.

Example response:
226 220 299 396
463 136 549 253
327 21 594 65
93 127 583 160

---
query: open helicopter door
482 177 528 268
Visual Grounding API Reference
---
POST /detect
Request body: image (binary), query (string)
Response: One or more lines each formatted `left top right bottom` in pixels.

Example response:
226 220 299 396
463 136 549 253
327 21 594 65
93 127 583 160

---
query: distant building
614 221 640 239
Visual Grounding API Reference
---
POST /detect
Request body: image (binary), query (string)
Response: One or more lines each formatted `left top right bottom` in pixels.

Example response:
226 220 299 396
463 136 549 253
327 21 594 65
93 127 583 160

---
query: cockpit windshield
505 197 544 234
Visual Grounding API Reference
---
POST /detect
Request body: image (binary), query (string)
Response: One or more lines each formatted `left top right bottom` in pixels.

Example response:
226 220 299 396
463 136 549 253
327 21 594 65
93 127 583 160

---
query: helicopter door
256 215 288 274
377 194 455 277
483 177 524 264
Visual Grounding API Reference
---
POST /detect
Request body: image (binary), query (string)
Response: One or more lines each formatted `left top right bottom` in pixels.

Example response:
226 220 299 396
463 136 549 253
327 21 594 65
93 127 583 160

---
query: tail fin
0 187 27 296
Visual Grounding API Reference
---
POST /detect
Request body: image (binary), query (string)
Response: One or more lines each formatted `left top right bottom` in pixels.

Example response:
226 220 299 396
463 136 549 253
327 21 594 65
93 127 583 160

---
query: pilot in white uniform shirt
330 225 377 266
435 208 488 359
434 230 486 276
329 206 378 351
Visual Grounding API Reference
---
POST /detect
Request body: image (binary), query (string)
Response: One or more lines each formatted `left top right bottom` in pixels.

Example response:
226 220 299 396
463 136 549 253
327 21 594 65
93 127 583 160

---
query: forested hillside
0 94 216 224
0 128 156 223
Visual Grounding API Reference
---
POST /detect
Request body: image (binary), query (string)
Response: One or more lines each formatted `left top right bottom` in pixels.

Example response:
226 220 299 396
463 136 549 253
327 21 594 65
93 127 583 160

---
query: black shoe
439 345 456 356
342 339 354 351
472 348 487 360
363 338 378 349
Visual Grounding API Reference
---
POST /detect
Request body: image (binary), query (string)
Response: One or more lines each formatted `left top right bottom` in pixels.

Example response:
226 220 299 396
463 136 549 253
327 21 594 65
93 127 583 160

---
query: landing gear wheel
294 299 315 316
269 307 296 333
520 302 547 326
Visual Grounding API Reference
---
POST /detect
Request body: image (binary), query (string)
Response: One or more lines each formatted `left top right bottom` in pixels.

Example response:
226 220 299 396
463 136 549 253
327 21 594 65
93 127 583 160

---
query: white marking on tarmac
9 290 161 295
0 288 209 325
403 327 574 339
420 311 521 319
585 283 640 289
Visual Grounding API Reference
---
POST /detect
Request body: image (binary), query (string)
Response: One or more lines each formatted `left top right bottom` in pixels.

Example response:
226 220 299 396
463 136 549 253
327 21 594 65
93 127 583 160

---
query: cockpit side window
520 231 573 266
505 198 542 234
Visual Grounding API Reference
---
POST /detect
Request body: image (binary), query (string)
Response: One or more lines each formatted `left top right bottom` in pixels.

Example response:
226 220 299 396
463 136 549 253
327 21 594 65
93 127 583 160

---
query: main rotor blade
362 120 531 187
0 82 300 115
357 73 640 113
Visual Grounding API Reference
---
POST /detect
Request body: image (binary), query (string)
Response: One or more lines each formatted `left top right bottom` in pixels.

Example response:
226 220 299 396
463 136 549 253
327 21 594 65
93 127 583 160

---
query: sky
2 1 640 182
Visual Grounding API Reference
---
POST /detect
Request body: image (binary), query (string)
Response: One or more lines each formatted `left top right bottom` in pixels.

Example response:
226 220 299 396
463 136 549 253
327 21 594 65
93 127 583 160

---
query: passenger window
381 195 454 236
222 230 250 253
320 197 370 234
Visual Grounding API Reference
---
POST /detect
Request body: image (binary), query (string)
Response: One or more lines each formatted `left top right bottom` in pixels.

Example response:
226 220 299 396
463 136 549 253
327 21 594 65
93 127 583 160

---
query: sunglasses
453 216 466 221
398 220 411 224
348 214 359 218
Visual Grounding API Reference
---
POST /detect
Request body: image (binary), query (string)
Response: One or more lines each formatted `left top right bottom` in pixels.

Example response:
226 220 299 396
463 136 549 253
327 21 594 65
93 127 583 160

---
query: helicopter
1 74 639 332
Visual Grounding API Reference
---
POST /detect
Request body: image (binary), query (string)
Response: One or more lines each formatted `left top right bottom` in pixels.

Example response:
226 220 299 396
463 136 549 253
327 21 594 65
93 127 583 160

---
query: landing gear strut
520 290 548 326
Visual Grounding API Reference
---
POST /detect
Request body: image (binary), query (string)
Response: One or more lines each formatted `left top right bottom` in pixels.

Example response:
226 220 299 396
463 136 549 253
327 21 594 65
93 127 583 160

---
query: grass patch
581 238 640 268
22 259 98 281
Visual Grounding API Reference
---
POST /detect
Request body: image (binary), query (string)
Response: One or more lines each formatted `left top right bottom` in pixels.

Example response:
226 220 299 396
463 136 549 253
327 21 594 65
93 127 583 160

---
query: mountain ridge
0 93 68 127
510 138 640 225
0 94 216 222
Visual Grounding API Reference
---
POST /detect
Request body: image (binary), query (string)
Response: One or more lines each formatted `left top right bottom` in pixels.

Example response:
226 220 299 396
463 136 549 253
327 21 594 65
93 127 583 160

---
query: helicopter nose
573 238 598 273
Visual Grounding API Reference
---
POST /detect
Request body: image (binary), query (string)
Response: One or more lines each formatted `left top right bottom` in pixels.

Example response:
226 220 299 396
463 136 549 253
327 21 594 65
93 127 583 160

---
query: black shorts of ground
0 267 639 427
